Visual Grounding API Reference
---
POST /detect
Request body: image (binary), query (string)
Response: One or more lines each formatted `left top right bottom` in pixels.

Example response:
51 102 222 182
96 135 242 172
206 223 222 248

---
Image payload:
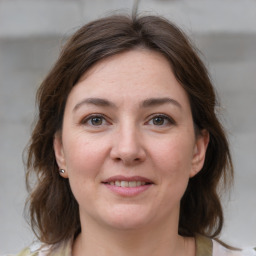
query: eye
147 114 175 126
82 114 108 127
90 116 104 126
152 116 166 125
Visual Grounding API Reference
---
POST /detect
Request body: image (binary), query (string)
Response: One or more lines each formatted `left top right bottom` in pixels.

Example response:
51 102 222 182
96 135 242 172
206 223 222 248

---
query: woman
15 15 255 255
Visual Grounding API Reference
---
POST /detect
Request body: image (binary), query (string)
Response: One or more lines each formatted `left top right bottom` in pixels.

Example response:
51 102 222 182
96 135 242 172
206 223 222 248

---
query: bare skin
72 223 196 256
54 49 209 256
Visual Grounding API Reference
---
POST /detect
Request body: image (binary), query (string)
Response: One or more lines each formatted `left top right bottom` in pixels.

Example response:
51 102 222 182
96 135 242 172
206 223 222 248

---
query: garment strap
196 234 213 256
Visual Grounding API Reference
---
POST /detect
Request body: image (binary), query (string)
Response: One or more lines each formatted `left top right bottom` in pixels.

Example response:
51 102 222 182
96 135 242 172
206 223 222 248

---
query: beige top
7 235 256 256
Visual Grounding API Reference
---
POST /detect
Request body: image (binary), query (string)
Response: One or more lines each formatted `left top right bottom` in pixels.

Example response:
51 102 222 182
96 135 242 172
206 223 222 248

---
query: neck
72 215 195 256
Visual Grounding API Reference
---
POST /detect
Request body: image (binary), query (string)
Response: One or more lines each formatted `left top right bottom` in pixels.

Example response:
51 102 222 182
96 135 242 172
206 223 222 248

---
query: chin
106 218 150 231
101 205 153 230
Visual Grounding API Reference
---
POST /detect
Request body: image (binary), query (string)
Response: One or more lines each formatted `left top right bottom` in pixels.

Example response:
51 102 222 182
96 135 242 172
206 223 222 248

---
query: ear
190 129 209 178
53 131 69 178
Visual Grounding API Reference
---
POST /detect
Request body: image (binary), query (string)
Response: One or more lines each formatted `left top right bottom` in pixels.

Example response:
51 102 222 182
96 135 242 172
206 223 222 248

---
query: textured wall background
0 0 256 254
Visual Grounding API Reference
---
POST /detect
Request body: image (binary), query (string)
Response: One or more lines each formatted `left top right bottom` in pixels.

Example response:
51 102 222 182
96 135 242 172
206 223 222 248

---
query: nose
110 124 146 165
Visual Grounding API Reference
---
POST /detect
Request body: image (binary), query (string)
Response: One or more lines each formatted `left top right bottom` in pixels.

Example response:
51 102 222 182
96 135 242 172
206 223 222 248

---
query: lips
102 175 154 196
105 180 147 187
102 175 154 186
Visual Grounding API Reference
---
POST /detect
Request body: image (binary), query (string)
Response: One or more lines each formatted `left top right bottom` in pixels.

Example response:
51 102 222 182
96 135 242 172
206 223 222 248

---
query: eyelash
81 114 109 127
81 113 175 127
146 114 176 126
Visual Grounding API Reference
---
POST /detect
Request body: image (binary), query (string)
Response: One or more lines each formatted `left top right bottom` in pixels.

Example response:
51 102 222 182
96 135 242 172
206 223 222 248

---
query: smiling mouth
102 176 153 196
103 181 151 187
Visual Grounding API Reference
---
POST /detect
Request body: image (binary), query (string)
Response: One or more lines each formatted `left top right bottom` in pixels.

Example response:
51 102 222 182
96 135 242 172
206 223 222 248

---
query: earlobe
53 131 69 178
190 129 209 178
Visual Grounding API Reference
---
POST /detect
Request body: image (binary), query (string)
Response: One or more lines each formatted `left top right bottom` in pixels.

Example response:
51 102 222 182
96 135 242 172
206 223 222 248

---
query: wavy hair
25 14 233 244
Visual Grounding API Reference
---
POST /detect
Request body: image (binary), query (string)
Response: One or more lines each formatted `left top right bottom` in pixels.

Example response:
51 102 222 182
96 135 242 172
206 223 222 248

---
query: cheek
62 138 104 194
63 131 106 169
62 134 112 203
153 135 194 171
150 133 195 196
63 138 104 204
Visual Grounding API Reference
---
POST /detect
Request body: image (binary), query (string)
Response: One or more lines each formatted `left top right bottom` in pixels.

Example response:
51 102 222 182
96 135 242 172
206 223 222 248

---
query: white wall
0 0 255 254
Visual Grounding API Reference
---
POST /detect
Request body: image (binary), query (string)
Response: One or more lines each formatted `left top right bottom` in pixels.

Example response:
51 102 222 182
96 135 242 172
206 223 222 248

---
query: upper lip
102 175 154 184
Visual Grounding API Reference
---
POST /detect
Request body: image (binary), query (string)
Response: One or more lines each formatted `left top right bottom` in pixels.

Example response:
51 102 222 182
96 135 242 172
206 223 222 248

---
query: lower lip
103 183 152 197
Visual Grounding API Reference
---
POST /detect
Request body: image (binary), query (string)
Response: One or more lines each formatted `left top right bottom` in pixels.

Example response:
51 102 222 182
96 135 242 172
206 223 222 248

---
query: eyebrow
73 98 116 112
73 97 182 112
141 97 182 109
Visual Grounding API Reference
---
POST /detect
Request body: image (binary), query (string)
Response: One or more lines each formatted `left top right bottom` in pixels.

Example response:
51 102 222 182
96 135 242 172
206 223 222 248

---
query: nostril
110 145 146 164
113 157 122 163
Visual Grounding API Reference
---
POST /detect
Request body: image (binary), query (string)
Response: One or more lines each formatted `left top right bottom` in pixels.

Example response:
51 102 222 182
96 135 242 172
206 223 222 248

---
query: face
54 49 209 232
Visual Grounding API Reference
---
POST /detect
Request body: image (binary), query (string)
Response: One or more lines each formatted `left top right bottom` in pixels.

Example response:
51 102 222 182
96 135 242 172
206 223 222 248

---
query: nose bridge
111 118 145 164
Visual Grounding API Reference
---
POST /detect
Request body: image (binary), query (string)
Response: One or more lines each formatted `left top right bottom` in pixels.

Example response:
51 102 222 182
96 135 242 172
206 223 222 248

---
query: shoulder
9 239 72 256
195 234 256 256
8 243 50 256
213 239 256 256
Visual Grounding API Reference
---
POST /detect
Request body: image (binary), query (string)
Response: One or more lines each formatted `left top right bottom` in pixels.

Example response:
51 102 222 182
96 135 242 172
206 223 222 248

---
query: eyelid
80 113 110 126
79 113 175 127
146 113 176 126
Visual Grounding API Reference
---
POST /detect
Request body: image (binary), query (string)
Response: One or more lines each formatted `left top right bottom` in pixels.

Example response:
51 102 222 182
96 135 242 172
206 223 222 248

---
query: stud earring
59 169 65 174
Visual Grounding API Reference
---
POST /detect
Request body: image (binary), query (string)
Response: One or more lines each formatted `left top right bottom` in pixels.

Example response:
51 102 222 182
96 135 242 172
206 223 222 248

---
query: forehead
79 49 171 81
66 49 190 109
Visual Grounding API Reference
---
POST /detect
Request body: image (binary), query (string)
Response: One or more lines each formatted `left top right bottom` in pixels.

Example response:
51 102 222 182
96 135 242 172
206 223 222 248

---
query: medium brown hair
26 14 233 244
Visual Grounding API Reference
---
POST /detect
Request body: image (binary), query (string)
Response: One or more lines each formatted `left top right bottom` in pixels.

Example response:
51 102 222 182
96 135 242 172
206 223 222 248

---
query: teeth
136 181 141 186
129 181 136 187
108 181 148 187
120 181 128 187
